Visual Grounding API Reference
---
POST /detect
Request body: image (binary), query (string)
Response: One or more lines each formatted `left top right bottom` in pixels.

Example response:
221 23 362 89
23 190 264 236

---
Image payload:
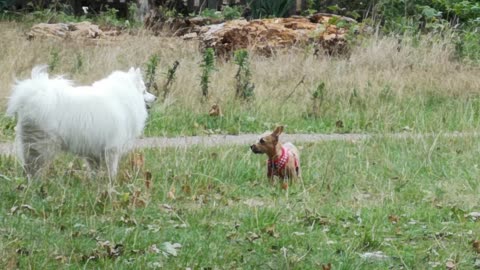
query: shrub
200 48 216 101
249 0 294 19
234 49 254 101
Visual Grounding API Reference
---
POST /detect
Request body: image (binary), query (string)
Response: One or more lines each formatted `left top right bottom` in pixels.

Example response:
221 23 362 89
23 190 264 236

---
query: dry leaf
173 223 188 229
264 224 279 238
10 204 36 215
54 255 67 263
167 187 176 200
446 260 456 270
144 171 152 189
130 190 146 207
335 120 344 128
281 182 289 190
360 251 389 260
98 241 123 258
208 104 223 117
149 244 161 254
161 242 182 257
322 263 332 270
243 198 264 207
182 184 191 195
473 240 480 253
246 232 261 242
161 204 174 212
131 152 145 171
388 215 400 224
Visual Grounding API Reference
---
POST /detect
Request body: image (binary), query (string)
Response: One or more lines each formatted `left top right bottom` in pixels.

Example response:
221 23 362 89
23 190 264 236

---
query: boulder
148 13 356 56
27 22 118 41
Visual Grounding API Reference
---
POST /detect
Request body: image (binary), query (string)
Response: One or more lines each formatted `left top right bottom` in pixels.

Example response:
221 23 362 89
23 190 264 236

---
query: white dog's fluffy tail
6 65 71 118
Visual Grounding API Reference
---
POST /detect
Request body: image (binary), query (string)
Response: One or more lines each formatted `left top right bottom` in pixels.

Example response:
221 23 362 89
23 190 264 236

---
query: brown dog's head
250 126 284 156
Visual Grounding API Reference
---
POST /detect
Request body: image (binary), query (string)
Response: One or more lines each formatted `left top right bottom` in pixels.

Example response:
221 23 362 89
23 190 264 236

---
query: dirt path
0 131 477 157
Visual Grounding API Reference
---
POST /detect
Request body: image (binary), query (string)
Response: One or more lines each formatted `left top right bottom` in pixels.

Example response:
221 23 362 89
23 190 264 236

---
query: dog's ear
135 67 141 75
272 126 284 137
128 67 135 74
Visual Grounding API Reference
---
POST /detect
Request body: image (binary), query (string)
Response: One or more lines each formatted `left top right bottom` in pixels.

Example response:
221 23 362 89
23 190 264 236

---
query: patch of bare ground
0 131 477 157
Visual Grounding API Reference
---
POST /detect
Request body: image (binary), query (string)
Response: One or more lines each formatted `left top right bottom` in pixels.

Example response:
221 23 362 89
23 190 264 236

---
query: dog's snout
250 144 262 154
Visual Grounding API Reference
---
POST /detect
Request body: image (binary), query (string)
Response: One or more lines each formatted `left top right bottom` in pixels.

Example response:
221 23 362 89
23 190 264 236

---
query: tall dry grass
1 21 480 124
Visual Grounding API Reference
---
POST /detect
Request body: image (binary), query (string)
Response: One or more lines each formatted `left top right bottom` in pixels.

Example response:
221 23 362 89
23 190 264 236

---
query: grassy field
1 136 480 269
1 21 480 141
2 19 480 269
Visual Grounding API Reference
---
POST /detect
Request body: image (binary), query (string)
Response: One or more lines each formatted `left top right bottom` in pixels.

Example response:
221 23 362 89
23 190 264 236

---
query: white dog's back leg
17 121 58 180
105 148 120 187
85 156 101 179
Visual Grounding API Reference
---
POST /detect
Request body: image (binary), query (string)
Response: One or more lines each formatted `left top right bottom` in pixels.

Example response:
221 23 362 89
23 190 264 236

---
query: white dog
6 66 156 180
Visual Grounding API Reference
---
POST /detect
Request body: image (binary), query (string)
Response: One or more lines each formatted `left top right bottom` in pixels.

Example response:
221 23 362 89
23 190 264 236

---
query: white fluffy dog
6 66 156 180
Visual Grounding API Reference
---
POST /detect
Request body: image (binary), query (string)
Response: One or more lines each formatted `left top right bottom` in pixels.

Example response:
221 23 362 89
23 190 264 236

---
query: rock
465 212 480 220
360 251 389 260
27 21 104 40
197 15 352 56
147 13 356 57
181 32 198 40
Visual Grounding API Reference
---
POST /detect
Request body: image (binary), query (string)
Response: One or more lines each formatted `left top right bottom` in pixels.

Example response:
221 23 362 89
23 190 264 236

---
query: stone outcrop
145 12 356 56
27 21 119 41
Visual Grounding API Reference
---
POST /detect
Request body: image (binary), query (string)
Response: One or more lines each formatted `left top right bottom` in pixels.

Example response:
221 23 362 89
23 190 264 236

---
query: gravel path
0 131 477 157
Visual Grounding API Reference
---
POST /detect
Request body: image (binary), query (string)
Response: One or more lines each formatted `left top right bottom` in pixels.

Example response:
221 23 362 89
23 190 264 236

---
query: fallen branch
284 75 306 101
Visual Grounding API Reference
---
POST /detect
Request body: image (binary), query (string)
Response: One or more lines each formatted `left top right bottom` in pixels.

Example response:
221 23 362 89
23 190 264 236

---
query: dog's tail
6 65 71 118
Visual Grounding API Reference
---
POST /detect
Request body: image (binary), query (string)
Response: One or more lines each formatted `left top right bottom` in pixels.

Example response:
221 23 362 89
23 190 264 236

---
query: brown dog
250 126 301 185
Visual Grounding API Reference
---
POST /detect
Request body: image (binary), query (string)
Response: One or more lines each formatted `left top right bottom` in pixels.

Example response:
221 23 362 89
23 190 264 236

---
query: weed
127 2 140 27
72 52 83 74
233 49 254 101
200 48 215 101
222 5 242 20
97 7 123 28
200 8 221 19
162 60 180 101
145 54 160 96
48 48 60 72
310 82 325 119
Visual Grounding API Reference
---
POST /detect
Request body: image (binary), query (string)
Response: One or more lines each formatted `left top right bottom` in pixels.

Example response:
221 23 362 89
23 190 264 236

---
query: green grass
2 22 480 141
143 91 480 137
2 90 480 142
0 114 15 142
2 91 480 142
1 136 480 269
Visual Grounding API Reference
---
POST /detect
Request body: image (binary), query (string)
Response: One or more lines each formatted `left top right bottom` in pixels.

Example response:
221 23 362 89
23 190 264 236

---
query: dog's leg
104 148 120 194
85 156 101 179
23 145 43 180
18 121 56 180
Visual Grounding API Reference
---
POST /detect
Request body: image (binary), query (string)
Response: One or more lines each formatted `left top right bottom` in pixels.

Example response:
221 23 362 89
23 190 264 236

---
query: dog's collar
268 147 289 173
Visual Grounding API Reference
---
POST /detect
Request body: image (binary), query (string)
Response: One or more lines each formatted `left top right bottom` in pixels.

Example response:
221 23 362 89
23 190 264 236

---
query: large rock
27 21 119 41
195 15 353 56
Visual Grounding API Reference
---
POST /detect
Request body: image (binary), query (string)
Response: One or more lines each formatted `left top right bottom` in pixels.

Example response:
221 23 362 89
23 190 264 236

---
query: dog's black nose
250 145 261 154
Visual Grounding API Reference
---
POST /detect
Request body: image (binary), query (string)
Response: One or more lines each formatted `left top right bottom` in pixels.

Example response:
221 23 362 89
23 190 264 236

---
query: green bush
222 5 242 20
249 0 294 18
0 0 15 10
